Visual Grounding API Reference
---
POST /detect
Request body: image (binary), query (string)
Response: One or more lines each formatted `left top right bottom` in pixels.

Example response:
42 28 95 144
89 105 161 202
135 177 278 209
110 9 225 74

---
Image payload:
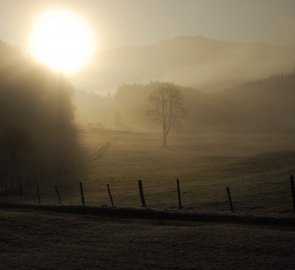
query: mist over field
74 36 295 93
1 23 295 210
1 1 295 269
75 72 295 133
2 34 295 214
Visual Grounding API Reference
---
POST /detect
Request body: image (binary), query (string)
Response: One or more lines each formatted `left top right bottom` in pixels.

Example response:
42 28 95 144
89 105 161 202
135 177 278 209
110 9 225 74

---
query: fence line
1 176 295 213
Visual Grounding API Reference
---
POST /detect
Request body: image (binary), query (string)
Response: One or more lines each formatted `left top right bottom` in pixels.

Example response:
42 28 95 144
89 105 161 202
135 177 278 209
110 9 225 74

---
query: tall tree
149 84 185 146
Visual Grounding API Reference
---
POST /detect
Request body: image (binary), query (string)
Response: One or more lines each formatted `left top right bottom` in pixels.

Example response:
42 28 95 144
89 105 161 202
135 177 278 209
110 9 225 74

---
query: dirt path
1 209 295 270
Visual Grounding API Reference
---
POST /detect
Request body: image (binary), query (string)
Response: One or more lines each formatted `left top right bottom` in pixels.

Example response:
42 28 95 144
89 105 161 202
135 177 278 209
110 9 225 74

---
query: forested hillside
75 73 295 132
203 74 295 131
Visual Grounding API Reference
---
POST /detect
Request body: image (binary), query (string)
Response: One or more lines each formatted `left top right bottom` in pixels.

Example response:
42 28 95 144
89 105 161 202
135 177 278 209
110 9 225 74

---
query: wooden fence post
290 175 295 212
138 180 146 208
226 186 234 212
107 184 114 207
4 183 8 198
55 185 62 205
10 178 14 191
36 185 41 204
79 182 85 206
176 179 182 209
19 182 23 199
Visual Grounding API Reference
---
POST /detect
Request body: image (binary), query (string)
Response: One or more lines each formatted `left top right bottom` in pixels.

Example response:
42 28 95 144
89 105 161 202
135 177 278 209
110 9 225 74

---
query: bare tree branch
149 84 185 146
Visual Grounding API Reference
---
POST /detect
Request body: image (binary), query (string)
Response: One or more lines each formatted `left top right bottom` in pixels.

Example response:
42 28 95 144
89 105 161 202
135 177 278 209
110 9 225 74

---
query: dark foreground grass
1 207 295 270
1 203 295 227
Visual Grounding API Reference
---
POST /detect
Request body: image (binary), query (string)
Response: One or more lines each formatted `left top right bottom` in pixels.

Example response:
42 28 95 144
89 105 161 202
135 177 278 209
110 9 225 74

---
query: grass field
1 208 295 270
3 130 295 214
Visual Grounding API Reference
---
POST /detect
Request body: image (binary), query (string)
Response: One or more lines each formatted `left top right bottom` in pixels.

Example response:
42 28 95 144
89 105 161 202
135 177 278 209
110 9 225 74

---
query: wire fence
1 174 295 214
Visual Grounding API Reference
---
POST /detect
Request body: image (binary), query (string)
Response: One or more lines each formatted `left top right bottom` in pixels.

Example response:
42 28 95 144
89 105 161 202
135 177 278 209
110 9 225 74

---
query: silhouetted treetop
0 40 80 164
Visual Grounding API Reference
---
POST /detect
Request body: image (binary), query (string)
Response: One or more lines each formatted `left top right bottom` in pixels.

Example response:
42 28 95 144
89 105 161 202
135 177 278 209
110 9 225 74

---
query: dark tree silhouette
149 84 185 146
4 127 35 161
0 40 84 172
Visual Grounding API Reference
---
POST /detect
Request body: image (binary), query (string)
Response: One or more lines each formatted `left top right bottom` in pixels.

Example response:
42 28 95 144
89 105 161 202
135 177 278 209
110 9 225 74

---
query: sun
29 10 96 73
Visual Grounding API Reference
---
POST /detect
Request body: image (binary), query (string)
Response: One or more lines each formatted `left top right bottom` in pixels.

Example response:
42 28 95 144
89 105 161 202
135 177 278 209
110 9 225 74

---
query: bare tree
149 84 185 146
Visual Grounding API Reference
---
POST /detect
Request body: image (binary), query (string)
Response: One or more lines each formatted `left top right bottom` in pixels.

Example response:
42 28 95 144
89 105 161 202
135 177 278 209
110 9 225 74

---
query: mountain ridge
73 35 295 93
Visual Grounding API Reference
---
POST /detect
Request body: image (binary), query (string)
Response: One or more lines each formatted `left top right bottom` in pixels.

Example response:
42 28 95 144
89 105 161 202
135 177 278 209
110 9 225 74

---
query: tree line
0 41 83 170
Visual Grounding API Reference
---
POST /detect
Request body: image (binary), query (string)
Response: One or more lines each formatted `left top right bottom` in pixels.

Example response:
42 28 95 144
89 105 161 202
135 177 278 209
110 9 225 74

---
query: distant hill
73 36 295 92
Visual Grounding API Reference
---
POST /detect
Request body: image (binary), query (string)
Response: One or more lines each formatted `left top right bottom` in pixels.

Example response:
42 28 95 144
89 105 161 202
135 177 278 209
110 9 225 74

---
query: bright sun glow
29 10 96 73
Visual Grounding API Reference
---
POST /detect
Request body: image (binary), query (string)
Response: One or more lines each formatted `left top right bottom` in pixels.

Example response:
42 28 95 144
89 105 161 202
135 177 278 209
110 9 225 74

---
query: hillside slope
73 36 295 92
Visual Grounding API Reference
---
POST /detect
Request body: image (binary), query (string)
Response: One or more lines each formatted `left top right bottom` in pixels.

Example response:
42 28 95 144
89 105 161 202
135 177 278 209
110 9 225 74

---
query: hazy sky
0 0 295 51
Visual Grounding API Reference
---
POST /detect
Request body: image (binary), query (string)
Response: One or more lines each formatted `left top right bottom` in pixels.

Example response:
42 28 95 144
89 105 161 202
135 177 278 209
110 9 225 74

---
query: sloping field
1 209 295 270
2 131 295 214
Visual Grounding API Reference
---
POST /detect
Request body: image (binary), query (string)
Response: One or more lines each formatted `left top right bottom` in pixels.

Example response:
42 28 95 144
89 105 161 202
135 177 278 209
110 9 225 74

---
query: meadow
2 209 295 270
3 129 295 215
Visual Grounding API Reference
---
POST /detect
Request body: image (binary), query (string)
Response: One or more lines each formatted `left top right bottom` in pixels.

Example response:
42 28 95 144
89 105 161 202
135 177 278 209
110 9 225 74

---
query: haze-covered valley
74 36 295 93
2 1 295 269
1 33 295 212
